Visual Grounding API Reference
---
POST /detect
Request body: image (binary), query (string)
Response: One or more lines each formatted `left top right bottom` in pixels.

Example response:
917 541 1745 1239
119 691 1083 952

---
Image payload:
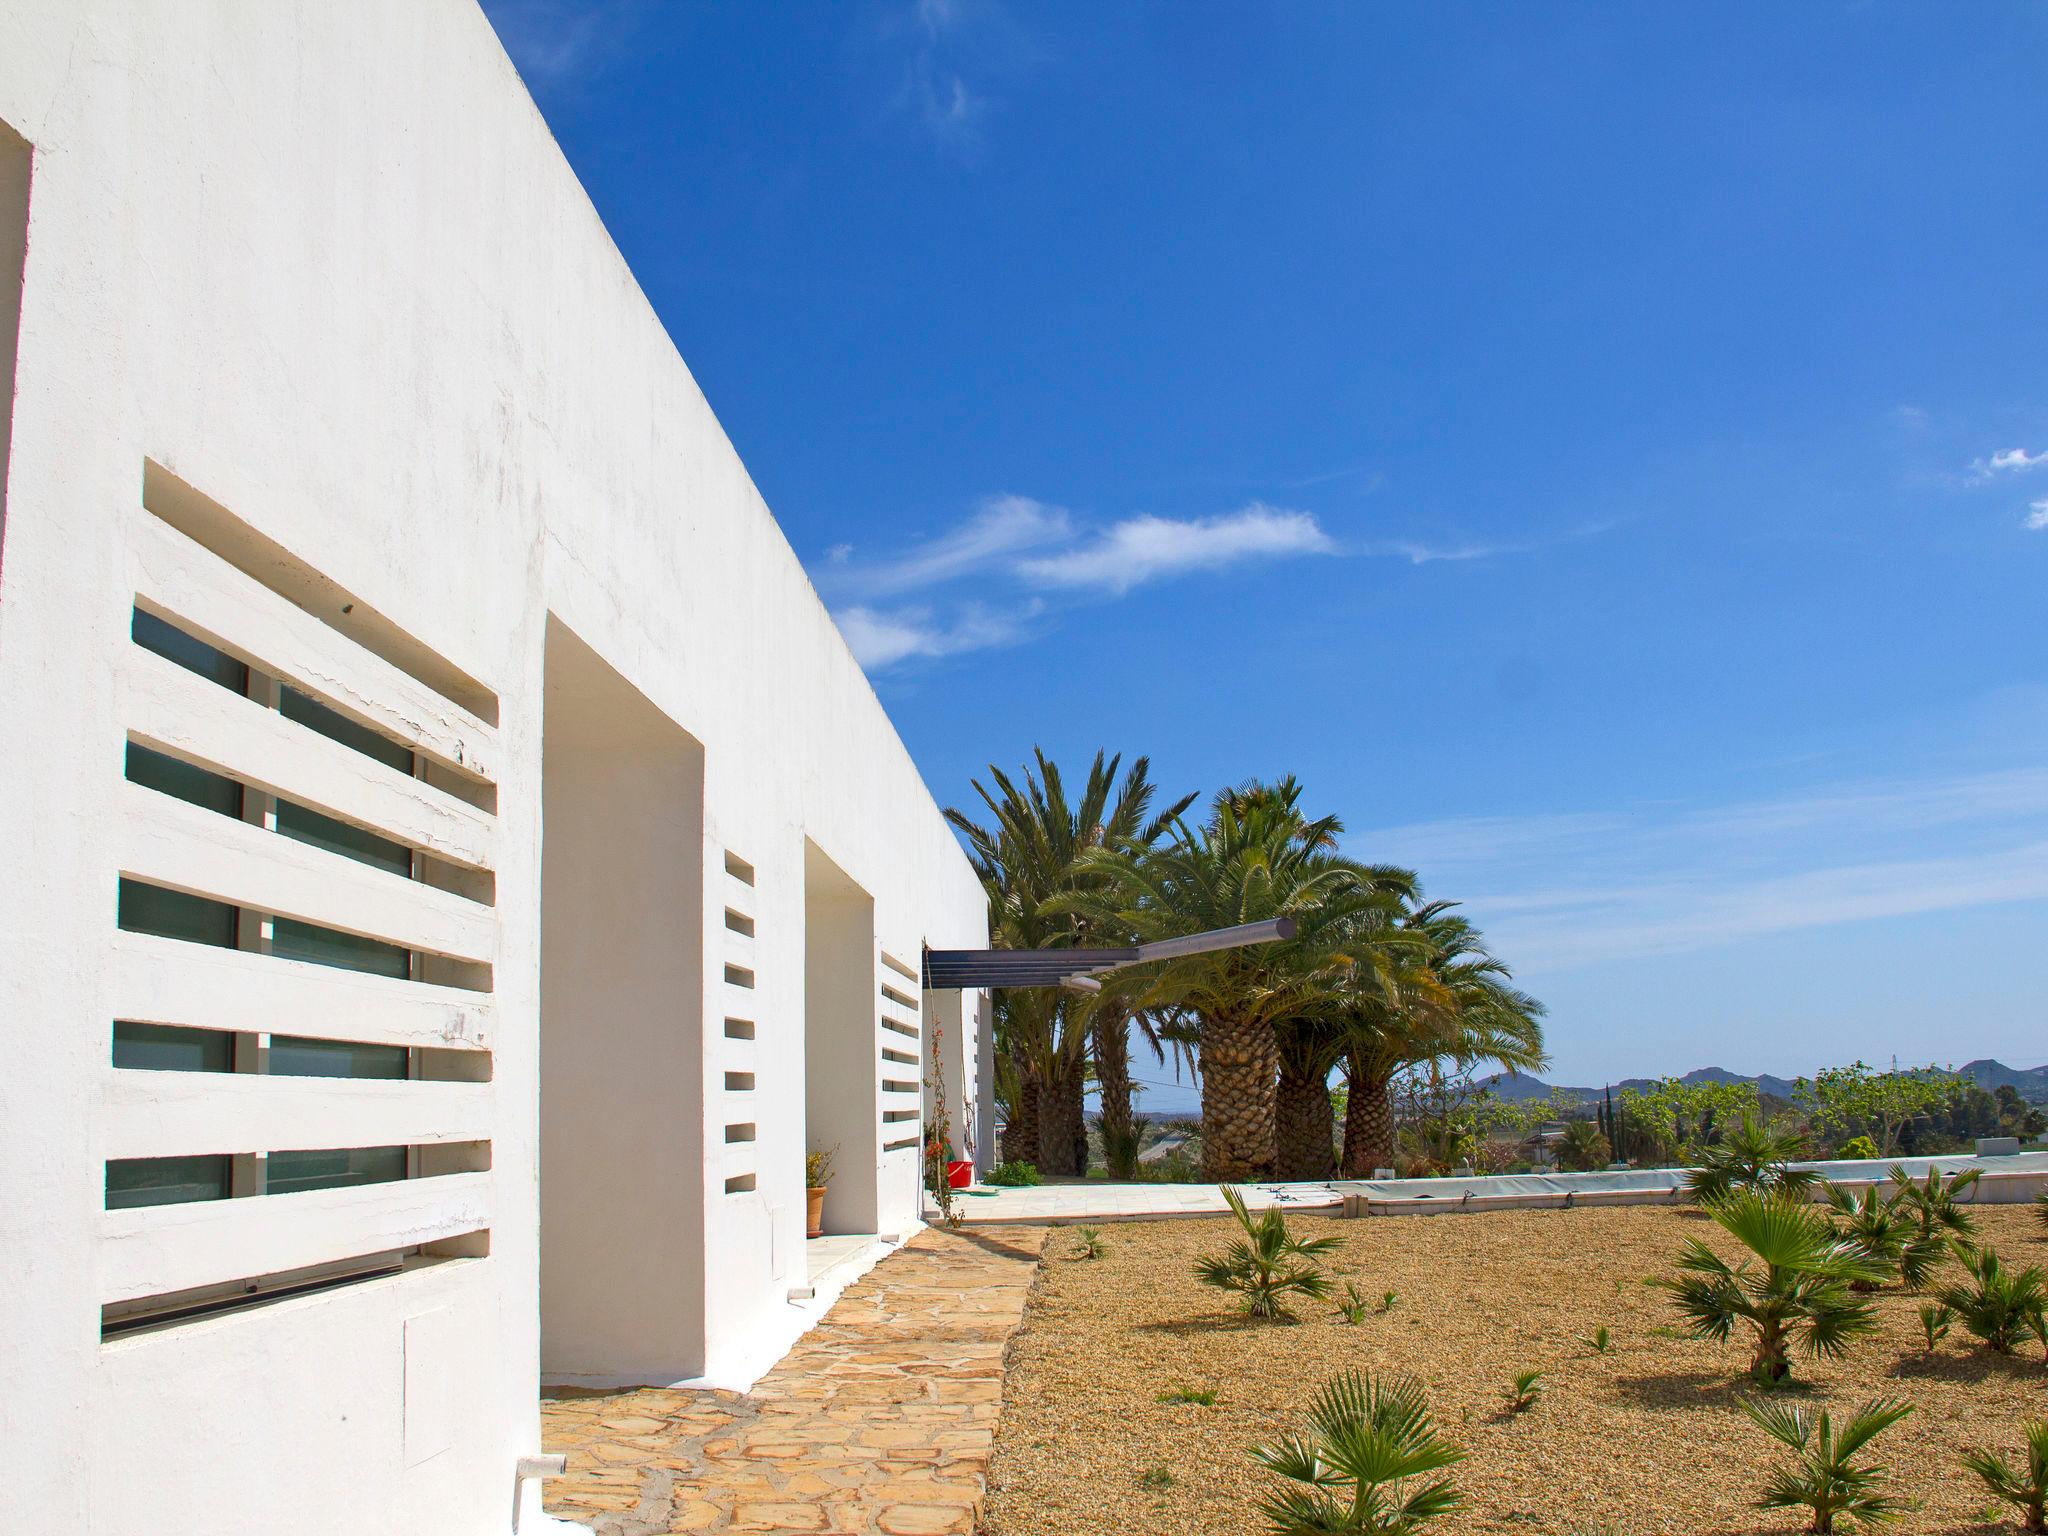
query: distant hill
1477 1061 2048 1106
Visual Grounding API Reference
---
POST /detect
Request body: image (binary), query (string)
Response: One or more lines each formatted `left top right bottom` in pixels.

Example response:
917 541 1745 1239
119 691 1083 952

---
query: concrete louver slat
99 1171 492 1305
104 1072 493 1161
129 511 497 785
123 642 496 872
110 930 491 1052
117 780 496 966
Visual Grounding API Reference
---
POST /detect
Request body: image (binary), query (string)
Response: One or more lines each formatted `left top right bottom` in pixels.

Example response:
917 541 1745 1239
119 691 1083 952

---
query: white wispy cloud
1358 765 2048 971
883 0 1034 156
2027 499 2048 532
482 0 640 89
819 499 1333 671
1968 446 2048 481
819 495 1069 600
1372 520 1619 566
836 600 1041 670
1016 504 1335 594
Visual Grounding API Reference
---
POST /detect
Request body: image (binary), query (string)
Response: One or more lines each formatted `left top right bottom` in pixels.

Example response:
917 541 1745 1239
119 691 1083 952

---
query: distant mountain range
1478 1059 2048 1106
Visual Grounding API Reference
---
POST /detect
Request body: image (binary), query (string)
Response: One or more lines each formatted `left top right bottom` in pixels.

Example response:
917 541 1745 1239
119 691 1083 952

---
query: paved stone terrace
542 1224 1048 1535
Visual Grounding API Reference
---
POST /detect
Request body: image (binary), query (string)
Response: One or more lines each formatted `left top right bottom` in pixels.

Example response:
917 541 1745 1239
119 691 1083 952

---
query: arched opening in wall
539 617 706 1385
802 840 878 1245
0 118 31 590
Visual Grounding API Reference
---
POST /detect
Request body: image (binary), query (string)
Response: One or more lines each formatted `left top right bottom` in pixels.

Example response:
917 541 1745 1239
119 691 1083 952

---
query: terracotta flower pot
805 1185 826 1238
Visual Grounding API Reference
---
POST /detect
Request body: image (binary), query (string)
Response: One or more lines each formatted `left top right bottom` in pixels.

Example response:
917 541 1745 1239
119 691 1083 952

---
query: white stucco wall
0 4 987 1533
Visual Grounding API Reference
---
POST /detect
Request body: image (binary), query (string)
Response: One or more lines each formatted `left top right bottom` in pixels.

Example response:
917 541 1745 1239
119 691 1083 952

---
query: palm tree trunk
1199 1014 1279 1181
1003 1063 1040 1167
1341 1057 1396 1177
1275 1051 1336 1181
1038 1064 1083 1176
1093 1008 1139 1179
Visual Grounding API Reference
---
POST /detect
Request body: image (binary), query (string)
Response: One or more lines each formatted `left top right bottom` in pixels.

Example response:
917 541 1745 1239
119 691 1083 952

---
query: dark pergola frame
922 917 1296 993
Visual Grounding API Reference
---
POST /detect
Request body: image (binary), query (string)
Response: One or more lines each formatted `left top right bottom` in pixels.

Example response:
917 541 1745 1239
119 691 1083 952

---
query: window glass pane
118 878 238 949
267 1036 408 1079
113 1021 235 1073
281 686 414 774
131 608 249 693
275 798 411 877
265 1146 407 1196
270 918 411 979
126 742 243 819
107 1155 231 1209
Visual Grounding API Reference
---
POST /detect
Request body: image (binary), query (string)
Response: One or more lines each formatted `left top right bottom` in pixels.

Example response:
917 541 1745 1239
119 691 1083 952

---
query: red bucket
946 1159 973 1189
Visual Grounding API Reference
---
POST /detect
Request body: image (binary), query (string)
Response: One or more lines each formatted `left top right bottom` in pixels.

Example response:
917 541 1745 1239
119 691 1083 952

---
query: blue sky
484 1 2048 1105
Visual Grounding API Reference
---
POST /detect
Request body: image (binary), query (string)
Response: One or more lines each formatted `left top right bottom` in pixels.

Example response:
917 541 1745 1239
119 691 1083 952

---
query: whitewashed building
0 4 989 1533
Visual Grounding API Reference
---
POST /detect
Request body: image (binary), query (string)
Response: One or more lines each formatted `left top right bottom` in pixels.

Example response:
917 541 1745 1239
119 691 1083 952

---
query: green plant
1337 1280 1372 1324
1377 1289 1399 1313
1502 1370 1545 1412
1141 1465 1175 1491
1836 1135 1881 1161
1685 1114 1820 1203
1074 1226 1105 1259
1916 1302 1952 1351
984 1160 1041 1187
1962 1418 2048 1533
1933 1243 2048 1355
1194 1185 1341 1320
1557 1118 1611 1172
1581 1325 1614 1355
1887 1163 1981 1240
1251 1370 1465 1534
1654 1188 1884 1384
1742 1395 1915 1533
2036 1191 2048 1233
805 1145 835 1188
1825 1183 1941 1291
1158 1386 1218 1406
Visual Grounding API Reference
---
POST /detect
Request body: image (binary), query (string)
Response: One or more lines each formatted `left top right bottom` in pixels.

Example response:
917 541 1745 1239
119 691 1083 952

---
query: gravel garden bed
981 1203 2045 1536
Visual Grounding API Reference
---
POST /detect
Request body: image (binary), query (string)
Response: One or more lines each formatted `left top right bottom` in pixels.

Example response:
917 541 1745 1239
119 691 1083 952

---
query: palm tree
1742 1396 1916 1533
1069 779 1413 1180
1686 1114 1820 1203
1194 1184 1342 1320
1251 1370 1465 1534
1963 1418 2048 1534
1339 901 1546 1178
1656 1188 1886 1384
946 749 1189 1177
1558 1118 1611 1172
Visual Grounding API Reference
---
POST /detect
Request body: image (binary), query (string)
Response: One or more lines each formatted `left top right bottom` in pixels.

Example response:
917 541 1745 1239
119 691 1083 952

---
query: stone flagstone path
542 1225 1048 1535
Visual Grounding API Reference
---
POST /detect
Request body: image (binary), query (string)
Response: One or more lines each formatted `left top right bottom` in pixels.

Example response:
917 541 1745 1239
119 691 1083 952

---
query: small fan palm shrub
1502 1370 1545 1412
1742 1395 1915 1533
1582 1324 1614 1354
1933 1243 2048 1355
1916 1302 1952 1351
1963 1418 2048 1533
1825 1184 1942 1291
2037 1190 2048 1233
1655 1189 1884 1384
1251 1370 1465 1535
1887 1163 1979 1240
1195 1185 1341 1320
1337 1281 1372 1325
1074 1226 1105 1259
1686 1114 1821 1203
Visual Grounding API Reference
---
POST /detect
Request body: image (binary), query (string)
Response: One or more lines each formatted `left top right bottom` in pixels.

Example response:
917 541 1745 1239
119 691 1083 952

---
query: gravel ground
981 1203 2047 1536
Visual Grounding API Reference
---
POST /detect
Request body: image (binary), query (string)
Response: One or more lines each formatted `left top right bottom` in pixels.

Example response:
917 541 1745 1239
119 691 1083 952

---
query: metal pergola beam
921 917 1297 992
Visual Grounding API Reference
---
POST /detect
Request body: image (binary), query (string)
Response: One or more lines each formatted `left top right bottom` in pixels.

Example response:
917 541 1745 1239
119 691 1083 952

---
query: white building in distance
0 4 991 1532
